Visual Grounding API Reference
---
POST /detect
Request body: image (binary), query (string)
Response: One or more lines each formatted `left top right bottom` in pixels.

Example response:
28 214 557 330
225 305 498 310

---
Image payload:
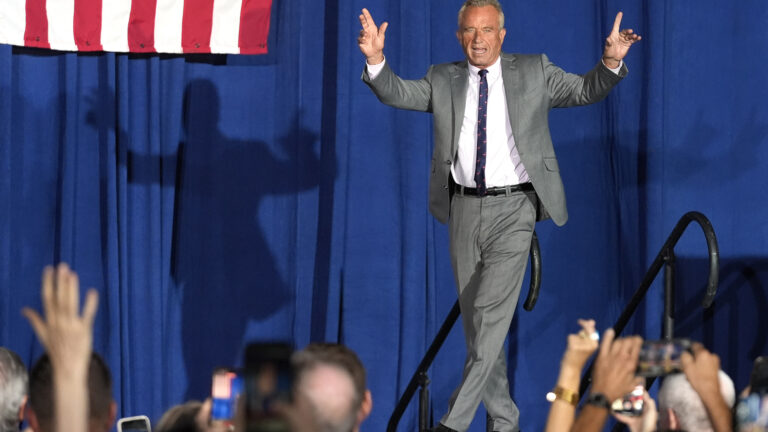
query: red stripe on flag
24 0 50 49
181 0 214 54
74 0 103 50
127 0 157 52
239 0 272 54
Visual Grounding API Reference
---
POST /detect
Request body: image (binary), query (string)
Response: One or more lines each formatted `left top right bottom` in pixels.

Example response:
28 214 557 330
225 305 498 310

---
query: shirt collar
468 55 502 80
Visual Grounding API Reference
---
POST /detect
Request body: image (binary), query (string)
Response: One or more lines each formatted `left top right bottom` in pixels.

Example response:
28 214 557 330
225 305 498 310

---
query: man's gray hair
0 348 27 432
658 370 736 432
458 0 505 29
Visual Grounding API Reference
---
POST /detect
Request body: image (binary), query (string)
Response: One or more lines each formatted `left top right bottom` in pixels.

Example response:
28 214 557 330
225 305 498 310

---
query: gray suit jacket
362 52 627 225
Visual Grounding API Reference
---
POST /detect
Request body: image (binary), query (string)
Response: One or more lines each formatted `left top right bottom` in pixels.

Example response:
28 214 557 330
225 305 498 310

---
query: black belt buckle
455 182 532 196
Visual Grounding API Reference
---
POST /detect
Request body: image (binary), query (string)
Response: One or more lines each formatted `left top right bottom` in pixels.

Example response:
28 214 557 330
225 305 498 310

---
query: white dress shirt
454 57 527 188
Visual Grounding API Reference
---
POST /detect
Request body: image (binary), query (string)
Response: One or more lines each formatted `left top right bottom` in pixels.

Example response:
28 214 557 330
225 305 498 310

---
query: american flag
0 0 272 54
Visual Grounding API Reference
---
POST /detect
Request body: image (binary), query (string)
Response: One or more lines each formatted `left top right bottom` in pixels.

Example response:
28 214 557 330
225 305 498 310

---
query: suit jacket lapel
450 62 468 159
501 53 521 142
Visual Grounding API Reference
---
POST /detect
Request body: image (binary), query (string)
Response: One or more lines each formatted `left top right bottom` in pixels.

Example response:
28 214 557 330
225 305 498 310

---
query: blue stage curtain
2 1 767 431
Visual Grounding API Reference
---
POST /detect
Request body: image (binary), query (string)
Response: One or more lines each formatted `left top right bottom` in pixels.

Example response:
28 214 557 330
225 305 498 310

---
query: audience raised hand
545 319 600 432
570 328 643 432
22 264 99 432
678 343 733 432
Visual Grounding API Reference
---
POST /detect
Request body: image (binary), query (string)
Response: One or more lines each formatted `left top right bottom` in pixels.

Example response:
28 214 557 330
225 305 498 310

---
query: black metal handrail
578 211 720 398
386 231 542 432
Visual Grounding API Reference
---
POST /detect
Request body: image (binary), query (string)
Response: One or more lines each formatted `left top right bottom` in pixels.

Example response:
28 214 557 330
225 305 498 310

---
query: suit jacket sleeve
541 53 627 108
361 61 434 113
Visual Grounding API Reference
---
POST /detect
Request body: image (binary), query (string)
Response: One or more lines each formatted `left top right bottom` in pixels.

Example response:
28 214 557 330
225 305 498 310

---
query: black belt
454 182 534 196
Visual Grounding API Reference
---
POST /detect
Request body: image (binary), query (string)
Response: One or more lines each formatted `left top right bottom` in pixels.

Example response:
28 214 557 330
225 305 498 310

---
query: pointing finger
598 328 616 359
612 11 623 34
361 8 377 30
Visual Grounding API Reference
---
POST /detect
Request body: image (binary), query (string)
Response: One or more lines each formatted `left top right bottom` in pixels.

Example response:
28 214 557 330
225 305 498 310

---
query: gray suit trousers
442 190 536 432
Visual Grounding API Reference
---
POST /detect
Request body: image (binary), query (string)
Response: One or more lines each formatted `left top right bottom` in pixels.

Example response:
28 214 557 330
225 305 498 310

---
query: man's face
456 5 506 68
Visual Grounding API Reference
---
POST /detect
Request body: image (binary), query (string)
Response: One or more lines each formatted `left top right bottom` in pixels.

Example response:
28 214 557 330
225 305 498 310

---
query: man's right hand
358 8 387 65
590 329 643 402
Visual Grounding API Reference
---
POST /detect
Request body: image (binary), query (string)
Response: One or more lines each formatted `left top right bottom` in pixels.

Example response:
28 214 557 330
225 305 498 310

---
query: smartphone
117 415 151 432
749 356 768 394
636 338 692 377
212 367 244 426
612 385 644 416
243 342 294 432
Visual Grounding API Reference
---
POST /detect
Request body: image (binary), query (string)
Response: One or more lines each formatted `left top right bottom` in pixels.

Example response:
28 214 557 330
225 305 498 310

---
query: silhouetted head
155 400 203 432
182 80 221 135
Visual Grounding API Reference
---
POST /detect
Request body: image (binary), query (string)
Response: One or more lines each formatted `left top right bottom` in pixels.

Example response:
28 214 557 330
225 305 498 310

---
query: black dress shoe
434 424 459 432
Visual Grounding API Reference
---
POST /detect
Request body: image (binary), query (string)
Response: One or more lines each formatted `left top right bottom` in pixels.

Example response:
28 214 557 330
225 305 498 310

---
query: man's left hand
603 12 642 68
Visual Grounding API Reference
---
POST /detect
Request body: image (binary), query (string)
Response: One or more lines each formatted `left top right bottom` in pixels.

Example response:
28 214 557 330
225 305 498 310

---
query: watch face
587 393 611 409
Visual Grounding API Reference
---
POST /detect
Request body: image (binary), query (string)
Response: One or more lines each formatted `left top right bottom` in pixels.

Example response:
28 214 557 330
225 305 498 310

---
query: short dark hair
155 400 203 432
0 347 27 432
28 352 113 431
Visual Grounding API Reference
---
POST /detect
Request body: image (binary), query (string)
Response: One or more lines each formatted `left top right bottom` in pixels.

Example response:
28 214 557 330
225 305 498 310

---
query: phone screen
117 416 151 432
637 339 692 377
212 368 243 424
612 385 644 416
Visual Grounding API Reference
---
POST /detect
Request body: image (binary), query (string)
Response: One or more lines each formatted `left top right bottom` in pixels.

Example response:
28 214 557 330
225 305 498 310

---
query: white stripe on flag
210 0 242 54
0 0 27 46
47 0 77 50
154 0 184 53
101 0 130 52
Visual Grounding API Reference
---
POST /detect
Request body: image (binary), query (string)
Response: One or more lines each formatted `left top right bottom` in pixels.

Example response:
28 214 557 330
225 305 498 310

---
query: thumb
379 22 389 37
22 307 48 347
598 328 615 359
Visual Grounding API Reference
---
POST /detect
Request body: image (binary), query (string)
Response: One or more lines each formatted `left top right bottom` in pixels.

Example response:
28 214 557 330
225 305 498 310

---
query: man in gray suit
358 1 640 430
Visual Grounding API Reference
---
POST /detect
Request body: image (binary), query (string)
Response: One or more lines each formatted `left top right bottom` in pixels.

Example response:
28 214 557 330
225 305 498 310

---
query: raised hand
562 319 600 371
357 8 388 65
680 343 733 432
22 263 98 376
22 263 99 432
680 343 722 400
590 329 643 402
603 12 642 68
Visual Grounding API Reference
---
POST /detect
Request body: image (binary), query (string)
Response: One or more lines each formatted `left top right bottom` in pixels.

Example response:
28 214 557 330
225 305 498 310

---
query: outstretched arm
545 319 600 432
23 264 99 432
681 344 733 432
358 8 432 112
357 8 388 65
602 12 642 68
570 329 643 432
